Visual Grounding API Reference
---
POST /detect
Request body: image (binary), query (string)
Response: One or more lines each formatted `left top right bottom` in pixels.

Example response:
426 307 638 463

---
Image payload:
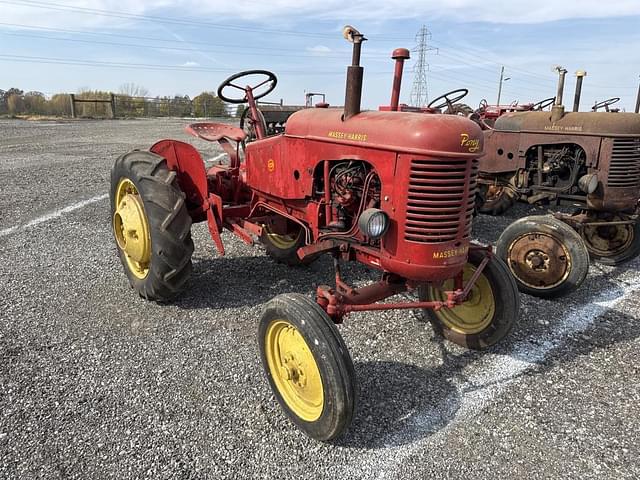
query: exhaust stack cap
576 70 587 77
392 48 410 60
343 25 365 43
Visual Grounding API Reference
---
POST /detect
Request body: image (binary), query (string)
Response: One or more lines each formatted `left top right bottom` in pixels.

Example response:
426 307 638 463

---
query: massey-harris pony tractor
109 26 519 441
477 67 640 298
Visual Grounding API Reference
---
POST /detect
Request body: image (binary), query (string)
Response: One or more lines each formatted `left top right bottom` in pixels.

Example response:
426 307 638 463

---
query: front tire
496 215 589 298
418 249 519 350
110 150 194 301
258 294 356 441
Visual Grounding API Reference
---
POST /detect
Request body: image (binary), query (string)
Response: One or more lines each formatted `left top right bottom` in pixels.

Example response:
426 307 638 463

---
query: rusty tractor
592 97 621 112
476 67 640 298
109 26 519 441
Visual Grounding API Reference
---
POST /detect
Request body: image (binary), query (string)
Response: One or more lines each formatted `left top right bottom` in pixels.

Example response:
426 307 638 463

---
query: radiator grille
608 138 640 188
404 158 478 243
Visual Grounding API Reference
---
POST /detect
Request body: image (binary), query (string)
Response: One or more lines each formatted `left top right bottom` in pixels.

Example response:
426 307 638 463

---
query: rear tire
418 249 519 350
496 215 589 298
110 150 194 301
258 294 356 441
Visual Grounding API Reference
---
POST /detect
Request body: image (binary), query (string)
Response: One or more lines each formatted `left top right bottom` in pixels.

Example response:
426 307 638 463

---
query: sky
1 0 640 111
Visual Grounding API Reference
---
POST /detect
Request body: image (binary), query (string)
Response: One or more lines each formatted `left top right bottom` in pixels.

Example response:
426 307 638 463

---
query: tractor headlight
358 208 389 239
578 173 598 194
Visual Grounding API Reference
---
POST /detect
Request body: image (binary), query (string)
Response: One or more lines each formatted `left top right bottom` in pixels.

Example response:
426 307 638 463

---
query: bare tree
119 83 149 98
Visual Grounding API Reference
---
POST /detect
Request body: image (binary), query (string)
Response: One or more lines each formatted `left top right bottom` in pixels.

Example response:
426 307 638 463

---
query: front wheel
418 249 520 350
580 213 640 266
496 215 589 298
258 294 357 441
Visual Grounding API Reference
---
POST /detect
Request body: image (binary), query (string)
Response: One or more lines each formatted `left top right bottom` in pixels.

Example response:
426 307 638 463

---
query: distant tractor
110 27 519 441
238 90 328 144
475 96 556 127
476 67 640 298
592 97 621 112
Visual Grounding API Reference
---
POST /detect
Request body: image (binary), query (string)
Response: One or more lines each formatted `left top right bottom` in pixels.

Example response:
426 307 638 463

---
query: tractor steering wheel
217 70 278 104
592 97 620 112
428 88 469 110
478 98 489 111
532 96 555 111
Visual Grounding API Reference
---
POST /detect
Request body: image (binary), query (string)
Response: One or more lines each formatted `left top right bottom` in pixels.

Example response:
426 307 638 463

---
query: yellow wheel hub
113 178 151 279
265 320 324 422
264 224 301 250
427 264 496 335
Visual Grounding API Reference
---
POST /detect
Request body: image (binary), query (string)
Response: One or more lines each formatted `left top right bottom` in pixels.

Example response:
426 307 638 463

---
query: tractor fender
150 139 209 215
150 139 225 256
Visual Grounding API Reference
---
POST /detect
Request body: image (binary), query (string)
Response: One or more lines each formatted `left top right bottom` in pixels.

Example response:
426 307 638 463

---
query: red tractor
475 97 556 125
110 26 519 441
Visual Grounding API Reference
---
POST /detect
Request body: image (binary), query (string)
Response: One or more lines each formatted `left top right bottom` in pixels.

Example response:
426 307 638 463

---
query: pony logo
460 133 481 153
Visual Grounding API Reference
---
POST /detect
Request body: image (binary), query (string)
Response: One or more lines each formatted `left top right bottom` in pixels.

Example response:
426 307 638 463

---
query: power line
431 39 555 83
0 22 329 52
0 53 394 76
0 0 415 41
0 30 372 60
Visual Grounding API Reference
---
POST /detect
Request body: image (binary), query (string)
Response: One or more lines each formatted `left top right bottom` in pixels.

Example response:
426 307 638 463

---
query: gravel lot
1 118 639 479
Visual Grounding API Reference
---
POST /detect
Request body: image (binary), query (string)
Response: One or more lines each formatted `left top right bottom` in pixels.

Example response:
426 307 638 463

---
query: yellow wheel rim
264 224 302 250
427 264 496 335
113 178 151 279
265 319 324 422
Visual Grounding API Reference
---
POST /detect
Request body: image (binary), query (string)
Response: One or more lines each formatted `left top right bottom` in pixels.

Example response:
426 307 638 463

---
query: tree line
0 86 232 118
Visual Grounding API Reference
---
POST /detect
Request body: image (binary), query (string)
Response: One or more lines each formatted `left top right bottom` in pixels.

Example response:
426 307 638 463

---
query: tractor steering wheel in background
428 88 469 111
217 70 278 104
532 96 555 111
592 97 620 112
478 99 489 111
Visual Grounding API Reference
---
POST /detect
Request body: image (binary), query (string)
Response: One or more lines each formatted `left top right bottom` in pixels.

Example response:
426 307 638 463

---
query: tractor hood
284 108 483 157
494 111 640 137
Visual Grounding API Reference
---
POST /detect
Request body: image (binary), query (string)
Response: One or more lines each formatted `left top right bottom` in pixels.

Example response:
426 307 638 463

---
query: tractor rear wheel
261 220 309 266
418 249 519 350
259 294 357 441
580 213 640 266
110 150 194 301
496 215 589 298
477 183 518 215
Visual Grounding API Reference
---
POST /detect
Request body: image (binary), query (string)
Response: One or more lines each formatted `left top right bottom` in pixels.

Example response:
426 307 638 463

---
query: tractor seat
186 123 246 143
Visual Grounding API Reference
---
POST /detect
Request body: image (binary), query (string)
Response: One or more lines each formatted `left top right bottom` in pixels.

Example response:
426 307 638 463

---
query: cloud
180 61 200 67
306 45 331 54
2 1 640 29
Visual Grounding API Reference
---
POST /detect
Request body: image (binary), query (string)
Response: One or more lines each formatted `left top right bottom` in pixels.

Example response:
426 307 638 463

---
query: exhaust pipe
551 66 568 122
342 25 366 120
573 70 587 112
390 48 410 111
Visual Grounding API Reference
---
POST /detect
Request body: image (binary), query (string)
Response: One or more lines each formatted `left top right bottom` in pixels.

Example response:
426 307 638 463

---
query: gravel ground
0 118 638 479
